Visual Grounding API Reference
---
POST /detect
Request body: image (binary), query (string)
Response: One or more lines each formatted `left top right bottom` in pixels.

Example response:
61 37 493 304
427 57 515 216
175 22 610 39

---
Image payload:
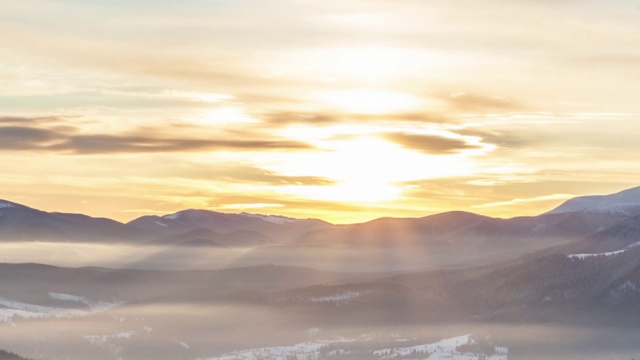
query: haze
2 1 640 224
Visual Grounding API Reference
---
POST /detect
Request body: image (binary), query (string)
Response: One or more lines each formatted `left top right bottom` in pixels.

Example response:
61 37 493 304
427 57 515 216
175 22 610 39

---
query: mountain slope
0 349 32 360
547 186 640 215
129 209 330 244
153 227 273 247
295 210 629 250
0 200 150 242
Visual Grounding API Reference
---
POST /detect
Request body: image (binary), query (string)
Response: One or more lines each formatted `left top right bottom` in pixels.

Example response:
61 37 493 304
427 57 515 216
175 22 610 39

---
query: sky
1 0 640 224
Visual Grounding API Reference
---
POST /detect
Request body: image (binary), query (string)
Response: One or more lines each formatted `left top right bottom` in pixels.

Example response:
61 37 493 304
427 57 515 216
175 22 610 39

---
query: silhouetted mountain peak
0 199 151 242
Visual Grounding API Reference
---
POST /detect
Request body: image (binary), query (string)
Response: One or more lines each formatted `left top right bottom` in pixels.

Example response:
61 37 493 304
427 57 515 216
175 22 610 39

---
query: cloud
441 92 523 112
162 163 335 186
0 126 60 150
259 111 450 127
261 112 345 126
384 132 482 154
0 116 63 124
0 124 310 154
51 134 309 154
457 128 533 149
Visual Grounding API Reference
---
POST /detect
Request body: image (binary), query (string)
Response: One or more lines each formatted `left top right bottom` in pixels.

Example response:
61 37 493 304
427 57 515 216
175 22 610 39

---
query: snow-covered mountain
547 186 640 216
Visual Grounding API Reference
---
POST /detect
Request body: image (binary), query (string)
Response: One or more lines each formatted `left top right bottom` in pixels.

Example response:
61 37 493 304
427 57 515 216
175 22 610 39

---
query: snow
181 342 190 349
116 331 136 339
373 335 508 360
0 201 14 209
279 291 364 305
0 297 87 323
164 213 181 220
201 335 508 360
155 221 168 227
49 292 90 304
627 241 640 248
202 339 353 360
547 186 640 215
310 291 361 303
374 335 471 358
84 331 136 344
0 295 122 323
568 249 626 260
84 332 135 356
239 212 296 225
49 292 123 311
619 281 637 292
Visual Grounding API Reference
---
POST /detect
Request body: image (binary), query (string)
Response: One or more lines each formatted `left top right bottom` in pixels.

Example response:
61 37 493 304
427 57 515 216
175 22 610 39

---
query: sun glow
266 135 474 204
194 107 258 125
319 89 423 114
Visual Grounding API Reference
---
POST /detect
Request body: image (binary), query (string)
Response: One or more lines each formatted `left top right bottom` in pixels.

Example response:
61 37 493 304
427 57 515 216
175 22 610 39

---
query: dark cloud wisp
0 124 310 154
385 133 482 154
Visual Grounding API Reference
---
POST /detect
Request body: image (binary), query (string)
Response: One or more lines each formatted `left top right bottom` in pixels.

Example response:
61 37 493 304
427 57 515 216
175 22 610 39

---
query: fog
3 240 640 359
4 303 640 360
0 241 533 272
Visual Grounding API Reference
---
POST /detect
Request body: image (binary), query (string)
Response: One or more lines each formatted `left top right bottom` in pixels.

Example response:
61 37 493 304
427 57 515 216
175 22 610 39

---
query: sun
265 135 473 205
319 89 423 114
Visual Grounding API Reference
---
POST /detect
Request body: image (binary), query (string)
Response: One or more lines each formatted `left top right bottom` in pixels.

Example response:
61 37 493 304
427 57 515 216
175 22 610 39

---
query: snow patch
181 342 190 349
279 291 364 305
49 292 123 311
568 249 626 260
627 241 640 249
0 201 14 209
164 213 181 220
619 281 637 292
0 297 87 323
202 339 354 360
155 221 168 227
0 295 122 323
84 332 135 356
239 212 296 225
374 334 508 360
49 292 89 304
311 291 361 303
201 334 508 360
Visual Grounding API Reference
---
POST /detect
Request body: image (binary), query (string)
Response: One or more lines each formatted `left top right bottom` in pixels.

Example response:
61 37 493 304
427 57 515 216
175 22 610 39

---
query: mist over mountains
4 186 640 359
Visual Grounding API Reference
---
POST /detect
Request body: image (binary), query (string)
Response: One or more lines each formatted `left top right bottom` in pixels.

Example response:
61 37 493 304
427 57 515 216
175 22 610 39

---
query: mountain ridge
547 185 640 215
3 185 640 250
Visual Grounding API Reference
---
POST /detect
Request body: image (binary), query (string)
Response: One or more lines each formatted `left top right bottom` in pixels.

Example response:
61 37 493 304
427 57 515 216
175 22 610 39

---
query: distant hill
547 186 640 216
128 209 330 244
0 199 150 242
295 209 629 250
3 185 640 257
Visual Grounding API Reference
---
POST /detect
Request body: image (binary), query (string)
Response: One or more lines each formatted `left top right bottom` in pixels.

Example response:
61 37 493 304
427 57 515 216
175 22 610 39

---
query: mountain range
2 186 640 246
3 186 640 271
5 187 640 359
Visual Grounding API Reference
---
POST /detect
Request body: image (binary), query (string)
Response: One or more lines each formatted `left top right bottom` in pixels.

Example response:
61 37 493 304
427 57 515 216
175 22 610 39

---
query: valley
4 187 640 359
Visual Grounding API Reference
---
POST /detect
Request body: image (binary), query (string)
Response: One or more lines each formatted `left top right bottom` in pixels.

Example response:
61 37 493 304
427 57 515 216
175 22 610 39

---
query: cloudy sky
2 0 640 223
